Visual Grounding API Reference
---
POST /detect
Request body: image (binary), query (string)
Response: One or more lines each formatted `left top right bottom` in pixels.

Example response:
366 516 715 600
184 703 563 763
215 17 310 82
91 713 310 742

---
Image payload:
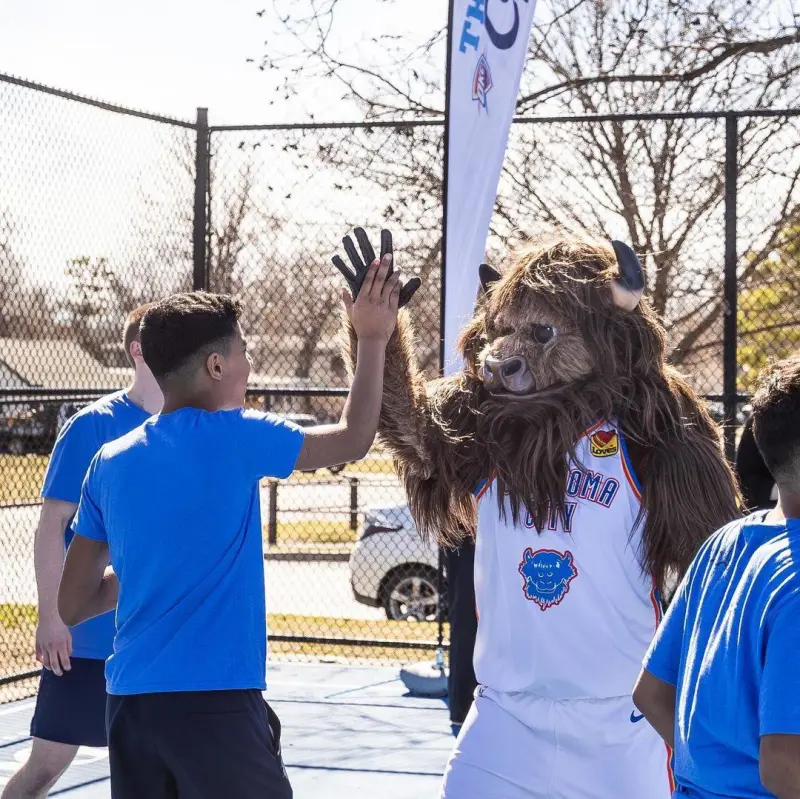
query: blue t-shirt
644 511 800 798
72 407 304 696
41 391 152 659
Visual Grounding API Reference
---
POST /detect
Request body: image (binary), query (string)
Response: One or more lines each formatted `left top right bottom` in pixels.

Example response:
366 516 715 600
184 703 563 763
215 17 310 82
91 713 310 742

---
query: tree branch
517 32 800 112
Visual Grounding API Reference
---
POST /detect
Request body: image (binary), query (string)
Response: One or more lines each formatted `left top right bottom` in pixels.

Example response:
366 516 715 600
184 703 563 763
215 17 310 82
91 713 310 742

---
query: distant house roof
0 338 131 390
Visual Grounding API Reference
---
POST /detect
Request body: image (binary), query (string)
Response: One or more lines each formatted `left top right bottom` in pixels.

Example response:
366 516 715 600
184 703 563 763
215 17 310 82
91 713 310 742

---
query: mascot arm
334 227 485 545
342 311 486 546
634 379 742 597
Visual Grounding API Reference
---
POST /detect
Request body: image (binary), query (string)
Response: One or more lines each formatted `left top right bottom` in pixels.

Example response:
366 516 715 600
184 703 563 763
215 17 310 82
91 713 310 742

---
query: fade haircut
751 355 800 482
122 303 155 368
140 292 243 380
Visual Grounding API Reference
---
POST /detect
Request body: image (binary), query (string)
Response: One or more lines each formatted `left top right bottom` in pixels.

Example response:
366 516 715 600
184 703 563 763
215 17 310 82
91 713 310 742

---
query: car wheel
382 566 440 622
327 463 345 475
8 439 24 455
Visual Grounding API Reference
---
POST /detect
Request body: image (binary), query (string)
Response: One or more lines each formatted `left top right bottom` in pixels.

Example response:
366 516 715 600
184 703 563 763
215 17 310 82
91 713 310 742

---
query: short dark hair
122 303 155 367
140 292 243 380
752 356 800 481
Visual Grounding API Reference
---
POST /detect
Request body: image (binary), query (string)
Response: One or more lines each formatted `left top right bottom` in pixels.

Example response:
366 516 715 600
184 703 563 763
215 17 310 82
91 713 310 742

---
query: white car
349 503 445 622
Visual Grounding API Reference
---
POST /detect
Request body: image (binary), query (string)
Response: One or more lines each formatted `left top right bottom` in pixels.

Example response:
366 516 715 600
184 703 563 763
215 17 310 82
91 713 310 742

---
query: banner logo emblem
472 54 494 110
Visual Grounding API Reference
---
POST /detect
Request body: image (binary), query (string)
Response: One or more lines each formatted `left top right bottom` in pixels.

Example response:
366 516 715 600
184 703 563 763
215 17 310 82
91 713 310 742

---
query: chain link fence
1 72 798 702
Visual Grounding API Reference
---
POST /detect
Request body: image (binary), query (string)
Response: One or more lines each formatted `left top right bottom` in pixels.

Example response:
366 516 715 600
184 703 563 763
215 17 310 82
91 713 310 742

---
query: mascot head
459 233 657 397
452 231 722 553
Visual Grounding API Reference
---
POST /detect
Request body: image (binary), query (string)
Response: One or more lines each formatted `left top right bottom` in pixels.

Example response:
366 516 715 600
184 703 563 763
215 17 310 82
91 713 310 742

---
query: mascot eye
532 324 556 344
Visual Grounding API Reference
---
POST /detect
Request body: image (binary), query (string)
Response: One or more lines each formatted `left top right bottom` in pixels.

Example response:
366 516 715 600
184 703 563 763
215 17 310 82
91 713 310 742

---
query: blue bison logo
518 548 578 611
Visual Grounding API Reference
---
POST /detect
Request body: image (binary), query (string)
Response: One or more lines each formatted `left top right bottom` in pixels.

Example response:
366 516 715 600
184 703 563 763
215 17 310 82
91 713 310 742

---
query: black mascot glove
332 227 421 308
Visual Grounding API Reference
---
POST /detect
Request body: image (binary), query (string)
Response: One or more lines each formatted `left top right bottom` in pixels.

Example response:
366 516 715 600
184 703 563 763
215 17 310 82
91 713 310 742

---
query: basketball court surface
0 663 453 797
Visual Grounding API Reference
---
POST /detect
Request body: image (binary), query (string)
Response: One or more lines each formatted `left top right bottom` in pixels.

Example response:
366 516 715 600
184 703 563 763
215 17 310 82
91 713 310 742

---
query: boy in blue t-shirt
1 305 162 799
633 356 800 798
57 251 402 798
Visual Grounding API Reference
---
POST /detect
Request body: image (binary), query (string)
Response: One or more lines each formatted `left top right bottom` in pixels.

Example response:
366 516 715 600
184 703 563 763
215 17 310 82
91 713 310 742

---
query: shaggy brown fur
343 233 742 595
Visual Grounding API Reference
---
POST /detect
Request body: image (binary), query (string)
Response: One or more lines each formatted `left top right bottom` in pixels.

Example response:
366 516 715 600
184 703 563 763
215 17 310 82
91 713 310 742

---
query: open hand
332 228 421 308
342 254 400 342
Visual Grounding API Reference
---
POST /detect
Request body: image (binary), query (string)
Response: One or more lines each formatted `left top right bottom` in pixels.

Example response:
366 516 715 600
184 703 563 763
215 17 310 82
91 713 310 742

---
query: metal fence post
723 113 739 462
193 107 209 291
268 480 278 546
435 546 446 670
349 477 359 531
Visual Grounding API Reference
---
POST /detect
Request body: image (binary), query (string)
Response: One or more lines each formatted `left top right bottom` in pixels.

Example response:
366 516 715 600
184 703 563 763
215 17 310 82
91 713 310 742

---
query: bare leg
1 738 78 799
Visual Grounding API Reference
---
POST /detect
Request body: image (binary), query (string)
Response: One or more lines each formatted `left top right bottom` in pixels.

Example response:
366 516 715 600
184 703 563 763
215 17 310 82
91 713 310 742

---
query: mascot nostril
501 358 523 378
482 356 534 395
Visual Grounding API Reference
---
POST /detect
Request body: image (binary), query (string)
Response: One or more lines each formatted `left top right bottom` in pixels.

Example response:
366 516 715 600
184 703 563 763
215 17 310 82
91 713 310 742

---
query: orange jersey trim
621 451 643 502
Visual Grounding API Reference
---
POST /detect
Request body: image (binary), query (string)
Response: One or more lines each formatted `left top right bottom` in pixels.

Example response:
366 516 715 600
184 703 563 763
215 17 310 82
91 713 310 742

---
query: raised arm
294 253 400 472
34 499 76 675
333 228 487 546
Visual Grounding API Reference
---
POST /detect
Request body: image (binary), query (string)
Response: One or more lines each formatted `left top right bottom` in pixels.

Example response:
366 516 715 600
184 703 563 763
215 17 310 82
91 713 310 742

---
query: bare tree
0 211 59 340
253 0 800 385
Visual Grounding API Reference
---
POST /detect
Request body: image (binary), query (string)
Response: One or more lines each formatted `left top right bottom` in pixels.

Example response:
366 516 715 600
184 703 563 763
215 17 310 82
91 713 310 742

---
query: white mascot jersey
473 419 662 700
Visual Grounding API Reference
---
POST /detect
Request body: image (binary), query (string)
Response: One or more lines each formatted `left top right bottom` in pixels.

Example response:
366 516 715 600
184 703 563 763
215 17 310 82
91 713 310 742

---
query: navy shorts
30 657 108 747
106 689 292 799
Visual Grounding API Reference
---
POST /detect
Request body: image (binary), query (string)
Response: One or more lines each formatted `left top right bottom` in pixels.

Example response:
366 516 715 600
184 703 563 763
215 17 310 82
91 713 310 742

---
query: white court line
267 680 391 690
270 661 399 672
0 683 385 707
0 668 398 715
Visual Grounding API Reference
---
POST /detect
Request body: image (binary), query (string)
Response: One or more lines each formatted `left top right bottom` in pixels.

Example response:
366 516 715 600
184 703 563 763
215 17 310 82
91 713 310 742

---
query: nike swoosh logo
630 711 644 723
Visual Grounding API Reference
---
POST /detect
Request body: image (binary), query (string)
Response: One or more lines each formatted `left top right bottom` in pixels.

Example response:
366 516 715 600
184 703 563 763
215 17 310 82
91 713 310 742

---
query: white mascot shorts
439 686 674 799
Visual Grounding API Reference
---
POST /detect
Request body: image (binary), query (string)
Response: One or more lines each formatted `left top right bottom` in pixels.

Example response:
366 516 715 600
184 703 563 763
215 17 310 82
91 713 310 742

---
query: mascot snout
481 355 535 394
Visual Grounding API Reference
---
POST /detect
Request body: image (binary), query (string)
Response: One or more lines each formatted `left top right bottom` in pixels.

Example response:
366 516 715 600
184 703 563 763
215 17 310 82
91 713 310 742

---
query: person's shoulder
65 391 127 429
725 515 800 603
55 394 118 444
754 519 800 567
222 408 303 430
716 513 751 540
93 418 150 467
699 515 749 557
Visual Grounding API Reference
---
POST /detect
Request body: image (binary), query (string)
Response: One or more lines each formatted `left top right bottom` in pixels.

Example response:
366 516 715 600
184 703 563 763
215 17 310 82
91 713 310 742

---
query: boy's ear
129 340 143 362
206 352 224 381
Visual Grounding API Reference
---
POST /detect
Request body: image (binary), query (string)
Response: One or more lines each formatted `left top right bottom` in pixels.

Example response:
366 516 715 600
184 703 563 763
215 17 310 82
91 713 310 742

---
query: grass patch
267 614 449 666
0 455 47 504
338 456 395 475
264 520 356 546
0 453 396 506
288 455 396 482
0 603 37 628
269 614 443 639
0 604 39 697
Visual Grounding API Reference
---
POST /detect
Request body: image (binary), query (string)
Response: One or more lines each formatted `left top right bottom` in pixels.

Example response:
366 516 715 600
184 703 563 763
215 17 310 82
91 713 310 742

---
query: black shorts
30 657 108 747
106 689 292 799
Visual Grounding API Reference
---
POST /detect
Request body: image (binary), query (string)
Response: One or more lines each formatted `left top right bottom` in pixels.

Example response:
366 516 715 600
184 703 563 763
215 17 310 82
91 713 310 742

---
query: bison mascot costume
333 228 740 799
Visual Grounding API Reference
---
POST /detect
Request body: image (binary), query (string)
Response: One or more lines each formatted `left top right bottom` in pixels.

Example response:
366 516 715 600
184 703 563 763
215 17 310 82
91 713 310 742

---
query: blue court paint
0 663 451 799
